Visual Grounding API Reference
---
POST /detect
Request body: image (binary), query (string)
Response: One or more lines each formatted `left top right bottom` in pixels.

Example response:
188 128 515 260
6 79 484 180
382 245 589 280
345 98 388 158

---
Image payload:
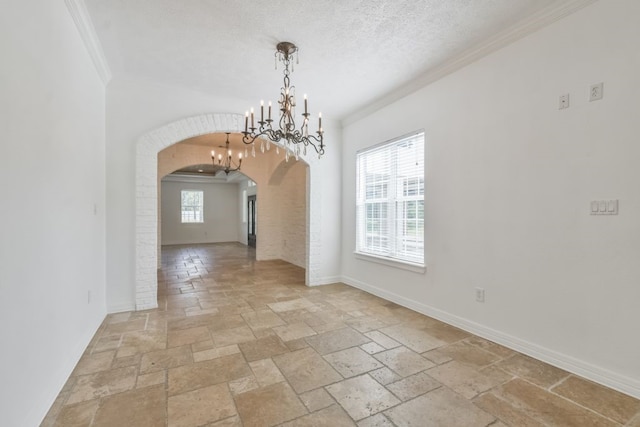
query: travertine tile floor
43 243 640 426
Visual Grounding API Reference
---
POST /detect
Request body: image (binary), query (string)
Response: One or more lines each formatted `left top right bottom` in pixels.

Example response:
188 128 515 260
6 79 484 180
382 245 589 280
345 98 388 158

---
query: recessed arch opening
135 113 321 310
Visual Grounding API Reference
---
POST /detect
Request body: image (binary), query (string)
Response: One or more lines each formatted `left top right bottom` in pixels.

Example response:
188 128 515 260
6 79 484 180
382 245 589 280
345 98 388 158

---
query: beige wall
160 179 240 245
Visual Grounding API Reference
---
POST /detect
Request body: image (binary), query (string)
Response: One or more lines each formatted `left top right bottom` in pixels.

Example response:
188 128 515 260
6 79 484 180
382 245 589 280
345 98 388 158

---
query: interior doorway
136 112 324 311
247 195 256 248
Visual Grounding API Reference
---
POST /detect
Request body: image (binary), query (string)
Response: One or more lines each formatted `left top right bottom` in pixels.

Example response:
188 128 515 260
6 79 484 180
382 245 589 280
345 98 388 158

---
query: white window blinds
356 131 424 265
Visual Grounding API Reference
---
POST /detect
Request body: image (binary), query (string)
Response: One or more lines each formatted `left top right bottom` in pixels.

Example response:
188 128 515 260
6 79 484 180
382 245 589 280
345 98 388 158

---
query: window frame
180 189 204 224
355 131 425 273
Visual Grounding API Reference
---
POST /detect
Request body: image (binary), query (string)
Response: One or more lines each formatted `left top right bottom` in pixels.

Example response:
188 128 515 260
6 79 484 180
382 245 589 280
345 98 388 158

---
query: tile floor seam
626 411 640 427
392 379 445 404
546 385 627 426
481 352 513 367
462 337 512 358
472 389 551 427
545 372 572 391
88 400 99 427
509 376 627 426
383 385 471 422
547 373 572 391
224 380 243 425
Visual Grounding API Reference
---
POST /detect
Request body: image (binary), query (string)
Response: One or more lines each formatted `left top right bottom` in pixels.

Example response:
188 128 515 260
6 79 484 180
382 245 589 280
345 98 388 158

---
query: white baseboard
341 275 640 400
308 276 342 286
107 301 136 314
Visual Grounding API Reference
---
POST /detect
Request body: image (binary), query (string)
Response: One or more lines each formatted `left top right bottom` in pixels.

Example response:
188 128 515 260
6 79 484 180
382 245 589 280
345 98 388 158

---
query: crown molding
343 0 599 126
65 0 112 85
162 172 246 184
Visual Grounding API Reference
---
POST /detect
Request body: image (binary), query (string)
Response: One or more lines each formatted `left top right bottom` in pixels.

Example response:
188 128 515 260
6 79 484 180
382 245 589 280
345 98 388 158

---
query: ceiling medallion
242 42 325 161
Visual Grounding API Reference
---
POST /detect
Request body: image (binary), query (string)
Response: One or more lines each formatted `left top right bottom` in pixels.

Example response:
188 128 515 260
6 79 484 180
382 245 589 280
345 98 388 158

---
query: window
356 131 424 266
181 190 204 223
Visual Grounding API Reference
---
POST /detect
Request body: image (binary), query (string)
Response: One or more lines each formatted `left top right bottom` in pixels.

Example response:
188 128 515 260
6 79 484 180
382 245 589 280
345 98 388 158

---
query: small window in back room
356 131 425 266
181 190 204 223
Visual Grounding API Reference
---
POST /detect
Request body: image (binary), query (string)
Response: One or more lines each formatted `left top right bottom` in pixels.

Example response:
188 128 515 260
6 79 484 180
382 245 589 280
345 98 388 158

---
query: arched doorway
135 113 322 310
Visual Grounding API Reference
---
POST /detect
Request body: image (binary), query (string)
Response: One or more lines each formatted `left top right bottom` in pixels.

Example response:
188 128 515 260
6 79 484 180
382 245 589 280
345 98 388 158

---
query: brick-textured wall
136 113 319 310
270 160 307 268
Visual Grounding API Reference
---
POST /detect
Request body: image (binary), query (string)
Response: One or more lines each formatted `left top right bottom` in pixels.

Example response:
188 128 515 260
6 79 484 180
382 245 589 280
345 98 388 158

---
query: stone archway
135 113 322 310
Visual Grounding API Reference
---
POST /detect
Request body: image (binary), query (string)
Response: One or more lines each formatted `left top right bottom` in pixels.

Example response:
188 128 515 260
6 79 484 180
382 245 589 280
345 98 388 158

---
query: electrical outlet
475 287 485 303
559 93 570 110
590 82 604 102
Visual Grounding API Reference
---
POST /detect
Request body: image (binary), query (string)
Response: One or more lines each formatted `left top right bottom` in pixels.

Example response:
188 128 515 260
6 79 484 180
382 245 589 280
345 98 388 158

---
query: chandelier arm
300 135 324 154
241 41 325 159
213 132 243 175
241 129 323 154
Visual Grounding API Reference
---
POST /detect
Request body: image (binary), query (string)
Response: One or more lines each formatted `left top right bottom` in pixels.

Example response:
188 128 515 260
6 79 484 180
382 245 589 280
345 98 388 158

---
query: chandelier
242 42 325 161
211 132 242 175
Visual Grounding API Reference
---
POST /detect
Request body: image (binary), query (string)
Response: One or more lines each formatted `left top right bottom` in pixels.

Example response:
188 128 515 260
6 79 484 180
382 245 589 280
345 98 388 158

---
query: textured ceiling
85 0 565 120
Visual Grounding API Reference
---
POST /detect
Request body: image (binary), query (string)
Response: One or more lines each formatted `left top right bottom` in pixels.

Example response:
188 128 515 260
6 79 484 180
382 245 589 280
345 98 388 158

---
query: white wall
107 78 342 311
309 120 343 283
161 179 240 245
342 0 640 397
0 2 107 425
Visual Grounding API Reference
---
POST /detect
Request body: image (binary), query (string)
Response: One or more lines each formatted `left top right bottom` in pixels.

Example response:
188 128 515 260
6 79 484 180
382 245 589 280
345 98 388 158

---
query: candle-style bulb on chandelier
242 42 325 161
211 132 242 175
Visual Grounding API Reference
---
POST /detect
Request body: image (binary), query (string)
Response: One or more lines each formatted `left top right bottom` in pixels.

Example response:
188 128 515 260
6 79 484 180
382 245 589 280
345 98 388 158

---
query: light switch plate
599 201 607 212
590 199 618 215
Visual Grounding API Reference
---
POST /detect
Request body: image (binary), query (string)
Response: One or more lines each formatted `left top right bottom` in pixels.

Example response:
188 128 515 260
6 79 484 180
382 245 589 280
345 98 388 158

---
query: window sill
354 251 426 274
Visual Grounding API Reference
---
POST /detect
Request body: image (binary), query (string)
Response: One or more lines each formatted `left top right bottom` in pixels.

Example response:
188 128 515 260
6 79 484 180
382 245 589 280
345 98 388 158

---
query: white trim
340 274 640 400
107 301 136 314
354 251 426 274
162 172 246 184
343 0 598 125
64 0 112 84
355 130 425 156
307 276 343 286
